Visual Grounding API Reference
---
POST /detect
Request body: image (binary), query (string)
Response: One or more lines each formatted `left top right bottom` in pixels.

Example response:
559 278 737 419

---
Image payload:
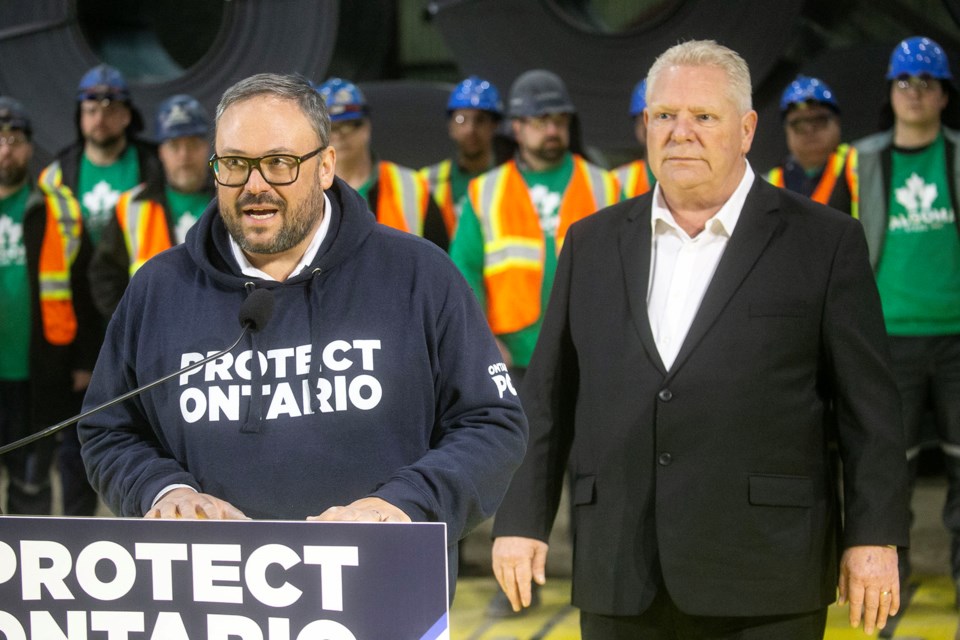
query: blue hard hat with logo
629 78 647 117
887 36 953 80
0 96 31 137
779 75 839 114
315 78 368 122
447 76 503 117
155 94 211 143
77 63 130 102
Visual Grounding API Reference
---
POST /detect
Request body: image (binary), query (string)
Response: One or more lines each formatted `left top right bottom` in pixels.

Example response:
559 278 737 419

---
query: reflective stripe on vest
766 144 858 216
845 146 859 220
615 159 653 198
765 166 785 188
37 161 82 345
470 155 616 334
809 143 850 206
376 162 426 236
420 160 455 237
116 185 174 275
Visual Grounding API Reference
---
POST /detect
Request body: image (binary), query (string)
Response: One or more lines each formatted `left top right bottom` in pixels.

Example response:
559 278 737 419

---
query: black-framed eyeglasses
208 146 326 187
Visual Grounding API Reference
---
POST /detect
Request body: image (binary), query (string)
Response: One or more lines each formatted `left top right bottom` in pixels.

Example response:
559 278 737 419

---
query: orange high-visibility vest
115 185 173 275
765 144 859 218
420 159 456 237
37 162 82 345
375 161 429 236
468 155 619 335
614 159 654 198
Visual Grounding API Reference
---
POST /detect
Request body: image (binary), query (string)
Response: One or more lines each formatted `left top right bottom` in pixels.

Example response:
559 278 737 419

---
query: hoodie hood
185 175 376 290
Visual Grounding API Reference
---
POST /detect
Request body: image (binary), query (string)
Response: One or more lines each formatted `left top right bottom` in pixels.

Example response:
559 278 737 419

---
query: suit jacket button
658 389 673 401
658 452 673 466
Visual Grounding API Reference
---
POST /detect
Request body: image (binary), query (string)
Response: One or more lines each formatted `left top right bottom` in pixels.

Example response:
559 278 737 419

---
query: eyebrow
216 145 301 156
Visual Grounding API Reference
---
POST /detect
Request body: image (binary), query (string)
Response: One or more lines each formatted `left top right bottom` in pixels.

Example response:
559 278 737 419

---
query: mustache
236 192 285 209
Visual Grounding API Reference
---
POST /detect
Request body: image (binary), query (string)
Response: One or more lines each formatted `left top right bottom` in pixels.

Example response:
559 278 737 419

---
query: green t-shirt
449 162 484 220
355 174 375 204
450 153 575 368
78 145 141 246
165 187 210 244
0 184 32 380
876 134 960 335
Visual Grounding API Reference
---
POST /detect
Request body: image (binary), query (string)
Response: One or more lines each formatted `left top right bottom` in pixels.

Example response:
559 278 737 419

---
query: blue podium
0 517 449 639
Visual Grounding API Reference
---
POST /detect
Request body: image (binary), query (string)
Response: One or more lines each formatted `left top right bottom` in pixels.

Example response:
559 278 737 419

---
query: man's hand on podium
309 497 411 523
145 488 249 520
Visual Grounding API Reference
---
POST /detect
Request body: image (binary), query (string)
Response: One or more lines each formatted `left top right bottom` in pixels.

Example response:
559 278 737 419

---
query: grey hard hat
507 69 576 118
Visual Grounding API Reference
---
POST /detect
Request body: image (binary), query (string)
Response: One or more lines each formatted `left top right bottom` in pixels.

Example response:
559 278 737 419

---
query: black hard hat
507 70 576 119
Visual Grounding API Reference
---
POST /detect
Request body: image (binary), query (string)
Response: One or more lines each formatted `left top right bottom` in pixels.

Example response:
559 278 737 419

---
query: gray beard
221 181 324 256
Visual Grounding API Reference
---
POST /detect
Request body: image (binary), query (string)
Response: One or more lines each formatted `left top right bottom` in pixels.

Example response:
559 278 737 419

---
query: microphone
0 288 275 457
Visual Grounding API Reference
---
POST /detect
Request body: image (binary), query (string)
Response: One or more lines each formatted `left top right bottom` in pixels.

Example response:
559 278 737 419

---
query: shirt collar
651 162 756 239
229 191 332 282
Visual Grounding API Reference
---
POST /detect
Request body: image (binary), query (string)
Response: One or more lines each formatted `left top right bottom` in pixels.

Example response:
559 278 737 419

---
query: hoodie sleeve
77 281 200 517
371 259 528 542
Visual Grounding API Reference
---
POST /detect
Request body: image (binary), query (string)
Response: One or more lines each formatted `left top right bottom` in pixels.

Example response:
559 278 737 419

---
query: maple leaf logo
894 173 938 213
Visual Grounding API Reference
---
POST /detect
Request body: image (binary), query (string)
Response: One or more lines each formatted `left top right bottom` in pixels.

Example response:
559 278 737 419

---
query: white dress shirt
647 164 755 370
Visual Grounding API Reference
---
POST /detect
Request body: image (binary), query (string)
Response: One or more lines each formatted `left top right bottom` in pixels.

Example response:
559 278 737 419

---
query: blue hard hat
887 36 952 80
314 77 367 122
0 96 31 137
779 75 839 114
155 94 211 143
447 76 503 117
629 78 647 117
77 64 130 102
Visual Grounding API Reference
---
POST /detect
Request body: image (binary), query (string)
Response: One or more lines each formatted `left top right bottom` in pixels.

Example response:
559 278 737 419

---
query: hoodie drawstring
241 282 265 433
308 268 324 414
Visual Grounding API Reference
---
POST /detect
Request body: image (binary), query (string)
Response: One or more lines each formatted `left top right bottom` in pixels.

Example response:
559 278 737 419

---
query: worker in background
89 94 214 317
420 76 506 242
614 78 656 199
314 77 448 250
764 75 858 216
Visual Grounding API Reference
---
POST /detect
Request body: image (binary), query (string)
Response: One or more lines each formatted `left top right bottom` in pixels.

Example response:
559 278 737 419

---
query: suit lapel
666 179 783 378
619 194 667 375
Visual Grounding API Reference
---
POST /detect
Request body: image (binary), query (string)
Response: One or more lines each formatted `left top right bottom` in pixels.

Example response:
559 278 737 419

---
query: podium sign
0 516 449 640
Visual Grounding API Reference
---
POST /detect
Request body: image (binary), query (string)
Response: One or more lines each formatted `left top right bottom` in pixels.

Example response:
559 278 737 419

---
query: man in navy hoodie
78 74 527 587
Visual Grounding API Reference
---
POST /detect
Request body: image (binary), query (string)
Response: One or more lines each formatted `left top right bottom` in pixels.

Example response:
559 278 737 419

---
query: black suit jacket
492 177 910 617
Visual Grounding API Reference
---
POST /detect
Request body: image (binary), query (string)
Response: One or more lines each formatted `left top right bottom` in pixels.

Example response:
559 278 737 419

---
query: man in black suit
491 40 910 639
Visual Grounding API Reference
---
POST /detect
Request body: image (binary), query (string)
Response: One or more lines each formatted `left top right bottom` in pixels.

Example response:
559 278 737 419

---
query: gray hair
215 73 331 148
646 40 753 113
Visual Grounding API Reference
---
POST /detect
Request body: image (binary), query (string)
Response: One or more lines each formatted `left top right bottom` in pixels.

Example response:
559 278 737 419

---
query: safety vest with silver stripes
36 161 83 345
468 155 619 335
115 184 174 275
375 161 430 237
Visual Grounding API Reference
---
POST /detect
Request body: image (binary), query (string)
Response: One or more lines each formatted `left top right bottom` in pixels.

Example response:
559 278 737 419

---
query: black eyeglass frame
208 145 326 187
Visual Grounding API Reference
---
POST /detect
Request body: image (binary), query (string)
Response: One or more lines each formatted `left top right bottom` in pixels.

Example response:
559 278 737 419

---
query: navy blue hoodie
78 177 527 572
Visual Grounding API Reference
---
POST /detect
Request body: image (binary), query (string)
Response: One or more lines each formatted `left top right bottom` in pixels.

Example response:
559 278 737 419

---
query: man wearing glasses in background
77 74 527 597
855 36 960 611
764 75 858 217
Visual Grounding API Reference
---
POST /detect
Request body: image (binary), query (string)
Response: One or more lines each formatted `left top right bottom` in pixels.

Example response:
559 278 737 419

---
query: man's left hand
308 497 411 523
838 545 899 635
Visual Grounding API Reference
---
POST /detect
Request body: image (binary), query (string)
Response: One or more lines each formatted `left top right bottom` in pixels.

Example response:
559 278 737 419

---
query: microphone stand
0 326 253 458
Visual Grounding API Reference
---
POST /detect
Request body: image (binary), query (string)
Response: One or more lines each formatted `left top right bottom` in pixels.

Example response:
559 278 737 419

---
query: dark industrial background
4 0 960 176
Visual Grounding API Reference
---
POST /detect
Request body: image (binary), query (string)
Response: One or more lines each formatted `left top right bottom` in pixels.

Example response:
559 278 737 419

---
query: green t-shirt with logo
78 145 140 246
0 184 32 380
165 187 210 244
876 134 960 335
450 153 574 368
